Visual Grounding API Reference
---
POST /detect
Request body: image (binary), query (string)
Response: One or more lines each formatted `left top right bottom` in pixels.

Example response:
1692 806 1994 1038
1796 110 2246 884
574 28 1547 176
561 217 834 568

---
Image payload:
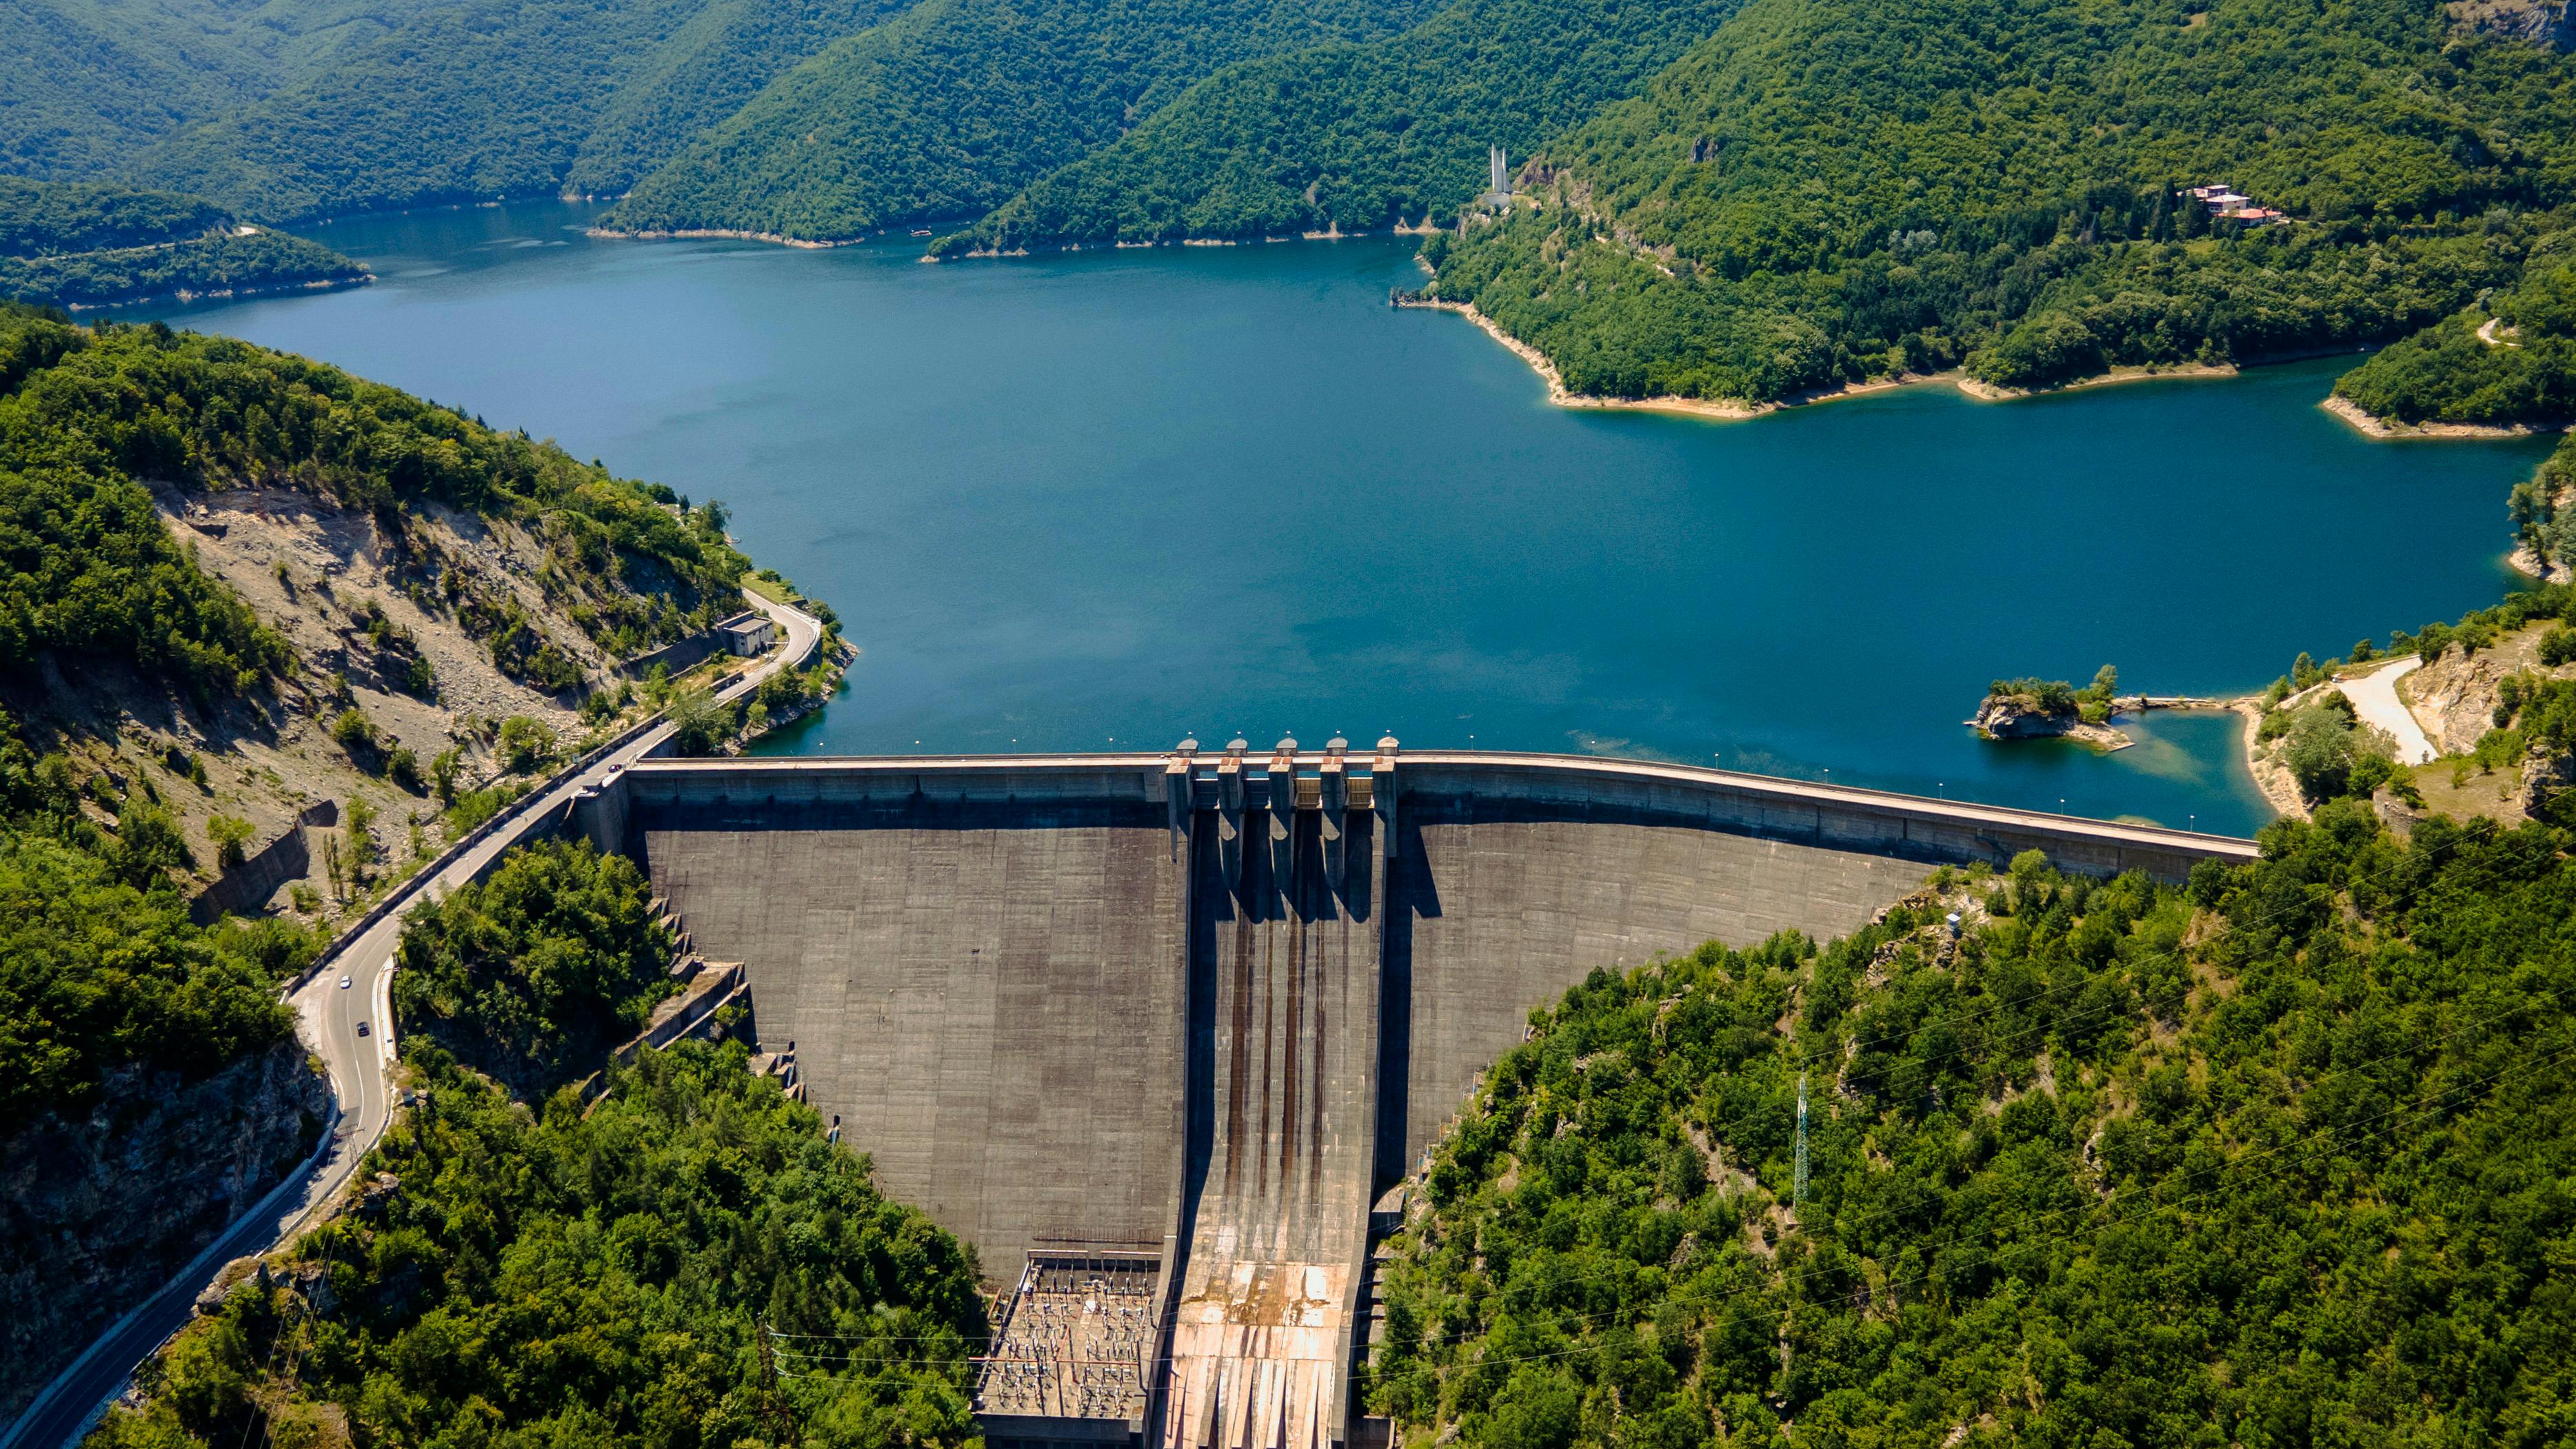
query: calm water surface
146 202 2557 835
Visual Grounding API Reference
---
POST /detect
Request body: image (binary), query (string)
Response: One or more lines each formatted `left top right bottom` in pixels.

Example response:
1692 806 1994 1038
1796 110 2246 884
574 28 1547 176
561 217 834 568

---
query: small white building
717 610 779 656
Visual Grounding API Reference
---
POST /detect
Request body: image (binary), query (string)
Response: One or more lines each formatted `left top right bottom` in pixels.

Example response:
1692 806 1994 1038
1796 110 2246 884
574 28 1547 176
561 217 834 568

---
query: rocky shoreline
1966 692 2136 751
1403 295 2253 419
2320 394 2563 440
586 225 849 249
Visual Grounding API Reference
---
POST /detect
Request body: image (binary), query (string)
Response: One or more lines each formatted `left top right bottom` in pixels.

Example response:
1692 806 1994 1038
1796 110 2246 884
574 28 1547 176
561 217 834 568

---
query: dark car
355 1021 370 1037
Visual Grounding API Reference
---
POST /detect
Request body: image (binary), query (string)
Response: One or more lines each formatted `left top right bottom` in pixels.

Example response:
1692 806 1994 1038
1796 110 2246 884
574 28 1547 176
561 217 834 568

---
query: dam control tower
570 744 2253 1449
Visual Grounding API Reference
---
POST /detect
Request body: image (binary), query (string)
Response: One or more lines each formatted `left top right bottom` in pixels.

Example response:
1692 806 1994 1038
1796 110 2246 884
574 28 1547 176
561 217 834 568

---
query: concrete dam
566 742 2255 1449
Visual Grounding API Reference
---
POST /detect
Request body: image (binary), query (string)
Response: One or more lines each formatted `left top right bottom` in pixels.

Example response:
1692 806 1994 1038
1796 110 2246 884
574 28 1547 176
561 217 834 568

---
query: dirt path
2343 657 2438 764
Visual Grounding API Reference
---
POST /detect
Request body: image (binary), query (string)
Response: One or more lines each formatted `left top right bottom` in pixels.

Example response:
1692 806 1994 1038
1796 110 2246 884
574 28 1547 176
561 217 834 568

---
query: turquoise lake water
144 201 2560 836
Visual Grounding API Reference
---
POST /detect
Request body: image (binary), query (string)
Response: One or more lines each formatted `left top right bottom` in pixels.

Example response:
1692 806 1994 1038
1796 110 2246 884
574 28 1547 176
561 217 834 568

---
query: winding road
2 591 822 1449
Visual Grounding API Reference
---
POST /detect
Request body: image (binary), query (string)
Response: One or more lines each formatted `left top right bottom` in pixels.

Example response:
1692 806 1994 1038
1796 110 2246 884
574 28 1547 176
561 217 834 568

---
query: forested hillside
0 178 230 255
0 178 366 310
0 0 290 179
2334 225 2576 425
1369 822 2576 1446
597 0 1443 240
933 0 1741 254
393 839 679 1097
88 1043 987 1449
85 838 983 1449
119 0 716 220
562 0 917 196
2 0 895 222
1410 0 2576 403
0 299 785 1418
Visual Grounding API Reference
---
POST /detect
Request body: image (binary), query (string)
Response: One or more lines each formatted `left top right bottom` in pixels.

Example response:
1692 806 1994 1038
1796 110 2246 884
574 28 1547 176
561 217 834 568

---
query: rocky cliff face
2401 624 2576 756
2448 0 2575 47
1971 694 2075 738
0 1037 329 1421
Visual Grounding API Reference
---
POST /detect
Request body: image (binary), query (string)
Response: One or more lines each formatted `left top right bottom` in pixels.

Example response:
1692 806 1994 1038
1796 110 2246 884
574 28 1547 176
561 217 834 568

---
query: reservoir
146 201 2555 836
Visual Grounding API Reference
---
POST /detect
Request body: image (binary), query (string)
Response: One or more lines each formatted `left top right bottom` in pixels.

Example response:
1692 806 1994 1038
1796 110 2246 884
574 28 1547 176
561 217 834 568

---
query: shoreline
2320 394 2563 440
933 226 1420 263
73 272 372 314
2510 543 2573 585
2231 697 2304 820
1955 361 2238 401
1398 298 1767 418
1402 297 2250 419
587 226 848 250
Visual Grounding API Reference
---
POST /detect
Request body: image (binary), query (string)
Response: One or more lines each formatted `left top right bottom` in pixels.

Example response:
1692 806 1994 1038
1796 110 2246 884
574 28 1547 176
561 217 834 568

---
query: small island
1971 666 2132 749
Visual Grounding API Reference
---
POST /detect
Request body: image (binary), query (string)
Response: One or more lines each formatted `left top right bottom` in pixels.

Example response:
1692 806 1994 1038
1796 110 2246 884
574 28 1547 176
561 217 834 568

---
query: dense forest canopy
0 0 296 179
0 179 365 311
392 838 679 1097
600 0 1444 240
0 178 229 256
1369 815 2576 1447
87 1042 988 1449
2334 227 2576 423
1408 0 2576 403
930 0 1745 254
563 0 922 197
7 0 898 222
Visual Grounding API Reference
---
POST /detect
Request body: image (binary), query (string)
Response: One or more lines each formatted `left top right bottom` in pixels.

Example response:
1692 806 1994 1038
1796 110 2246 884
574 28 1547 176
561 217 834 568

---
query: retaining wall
190 801 338 925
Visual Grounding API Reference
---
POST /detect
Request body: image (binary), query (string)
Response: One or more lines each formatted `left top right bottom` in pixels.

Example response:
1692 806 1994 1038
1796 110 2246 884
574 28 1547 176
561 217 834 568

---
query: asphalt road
3 591 822 1449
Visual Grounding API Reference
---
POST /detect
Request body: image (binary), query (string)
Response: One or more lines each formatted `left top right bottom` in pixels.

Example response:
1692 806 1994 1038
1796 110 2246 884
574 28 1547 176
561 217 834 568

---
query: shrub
2543 624 2576 668
205 814 254 869
330 708 376 758
495 716 556 774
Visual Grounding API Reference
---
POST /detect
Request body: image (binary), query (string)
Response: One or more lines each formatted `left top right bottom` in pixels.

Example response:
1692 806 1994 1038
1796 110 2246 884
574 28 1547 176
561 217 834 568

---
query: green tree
90 1044 986 1449
668 686 737 756
495 715 556 773
1369 817 2576 1447
203 813 253 870
391 838 676 1095
427 747 461 804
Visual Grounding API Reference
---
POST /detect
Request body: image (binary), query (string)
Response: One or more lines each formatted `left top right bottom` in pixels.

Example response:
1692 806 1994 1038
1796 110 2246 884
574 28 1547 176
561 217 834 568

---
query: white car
339 975 352 989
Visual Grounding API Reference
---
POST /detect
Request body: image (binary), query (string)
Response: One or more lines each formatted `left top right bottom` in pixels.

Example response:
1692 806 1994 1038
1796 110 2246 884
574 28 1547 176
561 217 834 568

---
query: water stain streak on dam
578 744 2253 1449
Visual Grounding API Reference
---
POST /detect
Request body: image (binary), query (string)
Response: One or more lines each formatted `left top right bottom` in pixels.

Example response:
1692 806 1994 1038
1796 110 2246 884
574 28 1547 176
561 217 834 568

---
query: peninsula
0 179 366 311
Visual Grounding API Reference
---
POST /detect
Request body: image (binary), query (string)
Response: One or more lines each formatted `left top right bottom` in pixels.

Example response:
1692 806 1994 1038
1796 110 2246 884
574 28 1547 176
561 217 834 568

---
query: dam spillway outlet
578 743 2257 1449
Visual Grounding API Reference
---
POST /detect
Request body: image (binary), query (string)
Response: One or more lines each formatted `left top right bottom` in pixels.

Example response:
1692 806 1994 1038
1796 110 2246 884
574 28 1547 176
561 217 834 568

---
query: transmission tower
756 1317 799 1449
1793 1071 1809 1206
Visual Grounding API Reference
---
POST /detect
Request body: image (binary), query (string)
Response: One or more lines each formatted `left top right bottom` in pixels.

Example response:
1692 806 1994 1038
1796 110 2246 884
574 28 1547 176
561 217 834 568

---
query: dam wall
623 762 1190 1270
594 746 2258 1449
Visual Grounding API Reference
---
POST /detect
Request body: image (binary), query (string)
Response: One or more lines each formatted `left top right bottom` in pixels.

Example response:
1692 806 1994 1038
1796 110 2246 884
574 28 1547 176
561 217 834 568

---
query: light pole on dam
579 742 2256 1449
